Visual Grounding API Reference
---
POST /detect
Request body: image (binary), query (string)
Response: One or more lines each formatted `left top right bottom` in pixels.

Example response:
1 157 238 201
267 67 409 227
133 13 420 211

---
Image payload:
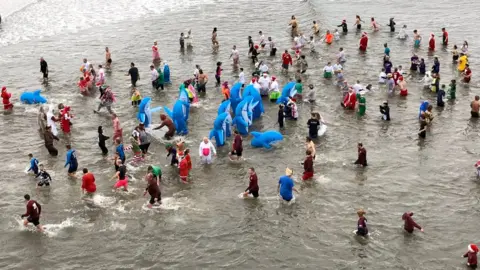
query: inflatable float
250 130 283 149
20 90 47 104
137 97 162 128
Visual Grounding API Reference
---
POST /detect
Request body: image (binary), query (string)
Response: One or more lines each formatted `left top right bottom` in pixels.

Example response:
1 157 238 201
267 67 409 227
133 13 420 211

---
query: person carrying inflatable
154 114 176 140
359 32 368 51
1 86 13 111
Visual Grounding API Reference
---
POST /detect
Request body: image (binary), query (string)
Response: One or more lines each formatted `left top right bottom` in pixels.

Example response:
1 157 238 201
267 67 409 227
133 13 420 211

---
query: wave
0 0 212 47
0 0 38 18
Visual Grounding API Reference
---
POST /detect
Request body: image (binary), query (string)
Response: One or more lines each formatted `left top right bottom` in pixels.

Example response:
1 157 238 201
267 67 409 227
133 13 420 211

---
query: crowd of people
5 13 477 268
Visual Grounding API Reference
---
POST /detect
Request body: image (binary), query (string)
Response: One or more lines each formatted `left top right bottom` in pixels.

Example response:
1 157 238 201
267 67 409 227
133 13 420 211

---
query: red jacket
61 107 72 133
464 251 478 267
82 173 96 193
282 53 292 66
429 37 435 50
359 36 368 51
179 157 188 177
185 154 192 170
402 212 422 233
343 92 356 109
1 89 11 105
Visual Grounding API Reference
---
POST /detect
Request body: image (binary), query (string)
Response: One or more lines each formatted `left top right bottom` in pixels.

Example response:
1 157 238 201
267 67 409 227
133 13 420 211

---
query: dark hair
28 153 33 157
98 126 103 133
24 194 30 200
184 149 190 155
358 143 363 147
240 68 243 71
249 167 255 172
131 62 135 67
83 168 88 173
147 165 153 171
306 150 312 155
234 130 239 134
306 136 312 142
313 21 316 24
66 144 71 149
217 62 222 66
213 27 217 32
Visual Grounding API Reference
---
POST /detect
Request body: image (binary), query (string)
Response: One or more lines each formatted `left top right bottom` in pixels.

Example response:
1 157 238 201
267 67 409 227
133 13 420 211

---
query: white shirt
333 64 343 72
98 68 105 81
151 69 159 82
258 76 270 90
259 34 266 45
334 31 340 40
353 83 364 93
337 51 346 62
379 72 387 83
194 68 199 78
239 72 245 84
81 62 90 71
47 109 58 136
323 65 334 73
199 141 216 158
269 80 279 92
250 81 261 92
308 39 316 50
259 64 269 73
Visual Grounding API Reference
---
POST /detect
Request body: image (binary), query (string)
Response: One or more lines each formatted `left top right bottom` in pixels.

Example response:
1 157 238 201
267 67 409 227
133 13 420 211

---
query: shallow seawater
0 0 480 269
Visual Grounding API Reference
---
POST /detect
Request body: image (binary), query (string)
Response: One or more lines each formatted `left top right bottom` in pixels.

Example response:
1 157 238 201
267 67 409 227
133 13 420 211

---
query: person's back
279 175 294 201
307 118 320 137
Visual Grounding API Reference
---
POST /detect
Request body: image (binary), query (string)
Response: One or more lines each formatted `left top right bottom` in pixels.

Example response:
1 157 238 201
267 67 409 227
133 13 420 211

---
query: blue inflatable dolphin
137 97 162 128
250 131 284 149
164 63 171 84
209 112 233 147
229 82 243 114
242 85 264 120
419 101 429 119
164 99 189 135
20 89 47 104
178 84 191 120
245 96 258 124
232 98 250 135
276 82 296 104
217 100 232 138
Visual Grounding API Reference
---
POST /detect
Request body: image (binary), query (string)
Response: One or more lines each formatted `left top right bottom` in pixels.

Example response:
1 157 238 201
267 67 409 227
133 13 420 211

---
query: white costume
199 140 216 164
258 75 271 95
378 72 387 84
46 105 58 136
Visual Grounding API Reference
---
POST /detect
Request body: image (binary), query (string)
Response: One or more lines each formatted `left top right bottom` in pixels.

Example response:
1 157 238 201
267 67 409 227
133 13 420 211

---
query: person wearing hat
337 19 348 33
387 73 395 94
359 32 368 51
179 150 189 184
129 130 142 160
402 212 423 233
221 81 231 100
277 168 298 202
356 91 366 117
1 86 13 111
463 244 478 268
428 33 435 51
379 101 390 121
356 209 368 236
269 76 280 102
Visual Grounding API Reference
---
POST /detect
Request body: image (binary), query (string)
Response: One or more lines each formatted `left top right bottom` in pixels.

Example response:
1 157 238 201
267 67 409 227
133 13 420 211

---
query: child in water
356 209 368 236
131 88 141 106
35 164 52 189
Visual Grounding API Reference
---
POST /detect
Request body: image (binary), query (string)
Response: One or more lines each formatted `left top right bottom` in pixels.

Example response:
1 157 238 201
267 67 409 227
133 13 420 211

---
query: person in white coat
199 137 216 164
46 105 58 136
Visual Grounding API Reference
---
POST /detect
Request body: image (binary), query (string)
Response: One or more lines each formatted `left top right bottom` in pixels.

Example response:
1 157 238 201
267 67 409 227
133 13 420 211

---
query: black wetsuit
337 22 348 33
380 105 390 121
98 132 110 155
388 19 396 32
278 108 285 128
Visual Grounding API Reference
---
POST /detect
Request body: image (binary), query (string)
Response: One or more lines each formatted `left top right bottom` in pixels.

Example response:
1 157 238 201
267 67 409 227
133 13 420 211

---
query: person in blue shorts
64 144 78 178
277 168 298 202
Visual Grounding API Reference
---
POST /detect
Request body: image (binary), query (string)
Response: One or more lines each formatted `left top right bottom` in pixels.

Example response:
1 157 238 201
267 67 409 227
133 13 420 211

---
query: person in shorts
243 167 259 198
21 194 43 232
111 161 128 191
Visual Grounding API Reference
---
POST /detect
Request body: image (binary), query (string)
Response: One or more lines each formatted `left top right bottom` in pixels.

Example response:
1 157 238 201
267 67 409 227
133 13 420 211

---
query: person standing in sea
471 96 480 118
212 27 219 49
289 15 298 37
40 57 48 83
105 47 112 69
126 62 139 87
354 143 367 167
152 41 160 62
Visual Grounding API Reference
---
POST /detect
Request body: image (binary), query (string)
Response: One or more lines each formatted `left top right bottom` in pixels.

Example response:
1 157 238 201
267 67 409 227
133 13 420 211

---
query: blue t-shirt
116 144 125 160
65 149 78 168
437 89 445 104
278 175 294 201
384 47 390 56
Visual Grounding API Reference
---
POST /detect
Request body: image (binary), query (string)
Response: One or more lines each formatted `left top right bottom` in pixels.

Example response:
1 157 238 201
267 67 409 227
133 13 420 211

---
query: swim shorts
114 177 128 189
27 216 40 226
231 149 242 157
249 190 259 198
282 63 289 70
68 165 78 174
302 171 314 181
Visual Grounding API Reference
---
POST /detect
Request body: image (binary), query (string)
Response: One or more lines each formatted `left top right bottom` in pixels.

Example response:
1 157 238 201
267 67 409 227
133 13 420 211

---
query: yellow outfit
458 55 468 72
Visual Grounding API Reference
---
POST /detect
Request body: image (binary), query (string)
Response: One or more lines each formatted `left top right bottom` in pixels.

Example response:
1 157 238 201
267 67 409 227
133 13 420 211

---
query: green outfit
151 165 162 177
269 91 281 100
448 84 456 99
156 68 164 85
130 136 141 153
295 83 303 94
323 71 332 78
357 94 366 116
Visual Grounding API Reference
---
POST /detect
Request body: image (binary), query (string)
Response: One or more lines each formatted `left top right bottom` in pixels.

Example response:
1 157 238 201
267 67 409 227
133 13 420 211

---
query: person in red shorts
81 168 96 200
302 150 314 181
21 194 43 232
111 161 128 191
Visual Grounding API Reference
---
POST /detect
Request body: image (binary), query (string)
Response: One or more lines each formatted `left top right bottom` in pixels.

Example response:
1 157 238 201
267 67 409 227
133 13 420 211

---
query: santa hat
1 86 6 91
430 33 434 37
254 45 259 49
469 244 479 253
272 76 276 80
475 160 480 167
251 78 256 83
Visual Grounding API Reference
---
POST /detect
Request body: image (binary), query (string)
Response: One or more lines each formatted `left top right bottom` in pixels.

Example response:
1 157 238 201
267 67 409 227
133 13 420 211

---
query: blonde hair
357 209 366 217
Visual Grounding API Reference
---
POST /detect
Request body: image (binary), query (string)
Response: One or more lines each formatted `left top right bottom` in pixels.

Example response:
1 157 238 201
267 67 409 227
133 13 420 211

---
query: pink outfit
114 176 128 189
152 45 160 60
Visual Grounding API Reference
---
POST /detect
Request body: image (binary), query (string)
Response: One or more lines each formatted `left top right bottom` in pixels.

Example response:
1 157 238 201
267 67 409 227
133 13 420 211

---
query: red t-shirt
282 53 292 65
248 173 259 192
82 173 96 193
233 134 243 152
24 200 41 219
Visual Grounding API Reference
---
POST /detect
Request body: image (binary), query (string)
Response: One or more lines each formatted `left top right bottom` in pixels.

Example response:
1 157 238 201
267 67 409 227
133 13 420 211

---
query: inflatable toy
217 100 232 138
419 101 429 119
164 99 189 135
250 131 284 149
229 82 243 114
276 82 296 105
137 97 162 128
209 112 233 147
178 85 191 120
232 99 250 135
163 62 171 84
187 84 198 104
242 85 264 120
20 89 47 104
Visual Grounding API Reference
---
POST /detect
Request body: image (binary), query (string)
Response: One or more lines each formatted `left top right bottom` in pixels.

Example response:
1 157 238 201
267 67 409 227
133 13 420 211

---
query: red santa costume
179 156 189 183
392 70 400 85
463 244 478 268
428 33 435 51
342 89 357 110
359 32 368 51
1 86 13 110
60 106 72 134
